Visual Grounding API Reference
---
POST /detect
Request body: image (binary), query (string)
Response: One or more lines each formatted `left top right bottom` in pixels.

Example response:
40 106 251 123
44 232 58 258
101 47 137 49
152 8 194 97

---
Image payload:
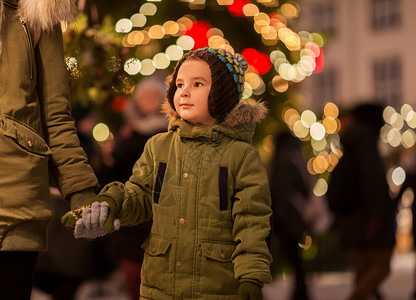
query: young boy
63 48 272 299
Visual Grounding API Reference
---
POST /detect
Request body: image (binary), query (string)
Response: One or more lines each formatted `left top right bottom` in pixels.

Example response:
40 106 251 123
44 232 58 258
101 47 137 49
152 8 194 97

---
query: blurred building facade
295 0 414 111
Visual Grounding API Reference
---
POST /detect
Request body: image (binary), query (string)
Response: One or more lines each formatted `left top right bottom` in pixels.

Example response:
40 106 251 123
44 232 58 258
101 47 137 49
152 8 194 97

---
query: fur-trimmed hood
14 0 77 32
161 99 268 143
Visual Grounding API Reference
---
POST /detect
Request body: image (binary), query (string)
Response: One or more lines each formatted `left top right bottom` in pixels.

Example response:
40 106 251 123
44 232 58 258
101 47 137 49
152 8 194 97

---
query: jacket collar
162 99 267 144
11 0 77 32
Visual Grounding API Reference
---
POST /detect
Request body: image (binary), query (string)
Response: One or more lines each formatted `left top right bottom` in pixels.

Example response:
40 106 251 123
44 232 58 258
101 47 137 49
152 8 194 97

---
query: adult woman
0 0 98 298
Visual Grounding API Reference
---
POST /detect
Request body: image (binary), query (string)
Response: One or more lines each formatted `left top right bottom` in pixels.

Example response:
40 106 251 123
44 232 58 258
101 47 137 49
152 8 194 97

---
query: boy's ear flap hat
167 47 248 123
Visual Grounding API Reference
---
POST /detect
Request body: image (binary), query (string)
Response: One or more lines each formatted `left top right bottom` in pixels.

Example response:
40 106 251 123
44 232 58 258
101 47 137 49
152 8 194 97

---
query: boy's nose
180 87 190 97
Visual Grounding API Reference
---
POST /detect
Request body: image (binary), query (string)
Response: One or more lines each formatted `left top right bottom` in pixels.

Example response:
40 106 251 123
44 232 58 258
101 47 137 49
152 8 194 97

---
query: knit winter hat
167 47 248 123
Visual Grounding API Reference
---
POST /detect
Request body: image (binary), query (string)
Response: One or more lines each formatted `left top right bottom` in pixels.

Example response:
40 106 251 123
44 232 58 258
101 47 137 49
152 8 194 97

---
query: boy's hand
238 282 263 300
61 195 120 239
73 201 120 239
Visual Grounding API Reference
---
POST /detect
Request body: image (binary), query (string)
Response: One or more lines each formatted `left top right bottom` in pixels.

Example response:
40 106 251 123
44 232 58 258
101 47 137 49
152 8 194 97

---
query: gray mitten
74 201 120 239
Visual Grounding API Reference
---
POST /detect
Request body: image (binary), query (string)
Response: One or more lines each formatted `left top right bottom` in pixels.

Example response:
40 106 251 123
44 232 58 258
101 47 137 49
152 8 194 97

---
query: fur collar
18 0 77 31
161 98 268 127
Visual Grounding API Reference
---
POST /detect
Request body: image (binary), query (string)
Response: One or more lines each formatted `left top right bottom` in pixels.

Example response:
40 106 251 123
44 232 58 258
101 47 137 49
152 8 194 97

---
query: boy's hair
167 48 248 123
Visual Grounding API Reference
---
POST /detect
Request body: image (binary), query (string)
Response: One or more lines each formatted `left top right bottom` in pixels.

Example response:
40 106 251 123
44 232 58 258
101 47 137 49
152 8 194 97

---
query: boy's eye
177 83 184 88
195 82 203 87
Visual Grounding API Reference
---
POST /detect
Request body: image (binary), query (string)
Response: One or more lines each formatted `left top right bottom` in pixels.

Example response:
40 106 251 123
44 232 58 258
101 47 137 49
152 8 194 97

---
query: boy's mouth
180 103 193 108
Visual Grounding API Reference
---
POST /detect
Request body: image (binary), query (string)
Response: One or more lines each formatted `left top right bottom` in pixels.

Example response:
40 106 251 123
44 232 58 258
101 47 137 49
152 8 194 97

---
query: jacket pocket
141 236 173 294
199 242 239 295
1 116 51 156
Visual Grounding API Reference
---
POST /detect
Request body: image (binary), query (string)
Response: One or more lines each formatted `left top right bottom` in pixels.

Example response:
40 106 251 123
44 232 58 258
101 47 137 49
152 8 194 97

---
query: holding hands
62 195 120 239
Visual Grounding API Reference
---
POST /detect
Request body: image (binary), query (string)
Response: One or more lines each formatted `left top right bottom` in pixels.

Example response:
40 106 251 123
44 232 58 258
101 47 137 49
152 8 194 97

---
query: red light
112 95 128 113
227 0 250 17
241 48 272 75
313 47 324 74
185 20 212 49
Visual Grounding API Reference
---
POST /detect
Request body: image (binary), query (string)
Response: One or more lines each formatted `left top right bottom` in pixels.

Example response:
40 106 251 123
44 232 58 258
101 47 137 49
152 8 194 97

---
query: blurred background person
103 74 168 300
269 130 315 300
327 103 397 300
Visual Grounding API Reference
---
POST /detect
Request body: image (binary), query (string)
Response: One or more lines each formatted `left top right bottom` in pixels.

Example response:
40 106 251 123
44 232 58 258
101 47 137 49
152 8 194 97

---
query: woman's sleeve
232 147 273 284
35 24 98 199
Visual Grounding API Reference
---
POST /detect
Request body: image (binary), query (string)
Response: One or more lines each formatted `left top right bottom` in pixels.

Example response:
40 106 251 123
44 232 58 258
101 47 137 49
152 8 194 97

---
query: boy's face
174 59 217 126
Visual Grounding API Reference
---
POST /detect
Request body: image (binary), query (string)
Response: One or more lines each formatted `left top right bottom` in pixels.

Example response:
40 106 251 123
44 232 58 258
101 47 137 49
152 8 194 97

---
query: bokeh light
124 58 141 75
139 59 156 76
116 18 133 33
166 45 184 61
93 123 110 142
392 167 406 186
313 178 328 197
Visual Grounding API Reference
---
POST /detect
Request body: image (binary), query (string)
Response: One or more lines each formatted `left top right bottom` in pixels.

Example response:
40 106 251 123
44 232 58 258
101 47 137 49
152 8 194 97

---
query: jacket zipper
20 17 34 80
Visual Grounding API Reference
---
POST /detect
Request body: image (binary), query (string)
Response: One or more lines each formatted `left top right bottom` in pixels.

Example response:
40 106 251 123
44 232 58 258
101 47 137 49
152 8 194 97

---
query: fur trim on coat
18 0 77 32
161 98 268 127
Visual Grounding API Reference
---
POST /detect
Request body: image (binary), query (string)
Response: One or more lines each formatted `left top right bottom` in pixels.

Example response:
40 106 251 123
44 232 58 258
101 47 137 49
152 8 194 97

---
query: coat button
176 261 182 267
220 253 226 259
151 247 156 253
183 172 189 178
179 218 186 225
27 140 33 147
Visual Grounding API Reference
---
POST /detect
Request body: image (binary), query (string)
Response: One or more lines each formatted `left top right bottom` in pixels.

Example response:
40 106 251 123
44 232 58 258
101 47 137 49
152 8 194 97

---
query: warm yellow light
116 18 133 33
281 2 299 18
254 13 270 26
313 178 328 197
324 102 339 118
261 26 278 40
93 123 110 142
153 53 170 69
323 117 338 134
383 106 396 124
392 167 406 186
208 35 226 49
205 29 222 40
313 155 329 173
177 16 194 30
402 188 414 207
293 120 309 138
401 104 413 120
139 3 157 16
283 108 300 127
307 158 317 175
130 13 147 27
278 63 296 81
406 111 416 128
387 128 402 147
300 110 316 128
245 72 262 90
148 25 165 39
311 138 327 152
163 21 180 35
310 122 326 140
177 35 195 50
124 58 141 75
242 83 253 99
401 130 416 149
165 45 184 61
272 75 289 92
217 0 233 4
391 113 404 130
139 59 156 76
243 3 259 16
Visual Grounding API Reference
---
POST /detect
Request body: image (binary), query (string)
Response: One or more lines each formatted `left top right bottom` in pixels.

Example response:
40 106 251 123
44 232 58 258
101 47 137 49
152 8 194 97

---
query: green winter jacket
99 100 273 299
0 0 98 250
